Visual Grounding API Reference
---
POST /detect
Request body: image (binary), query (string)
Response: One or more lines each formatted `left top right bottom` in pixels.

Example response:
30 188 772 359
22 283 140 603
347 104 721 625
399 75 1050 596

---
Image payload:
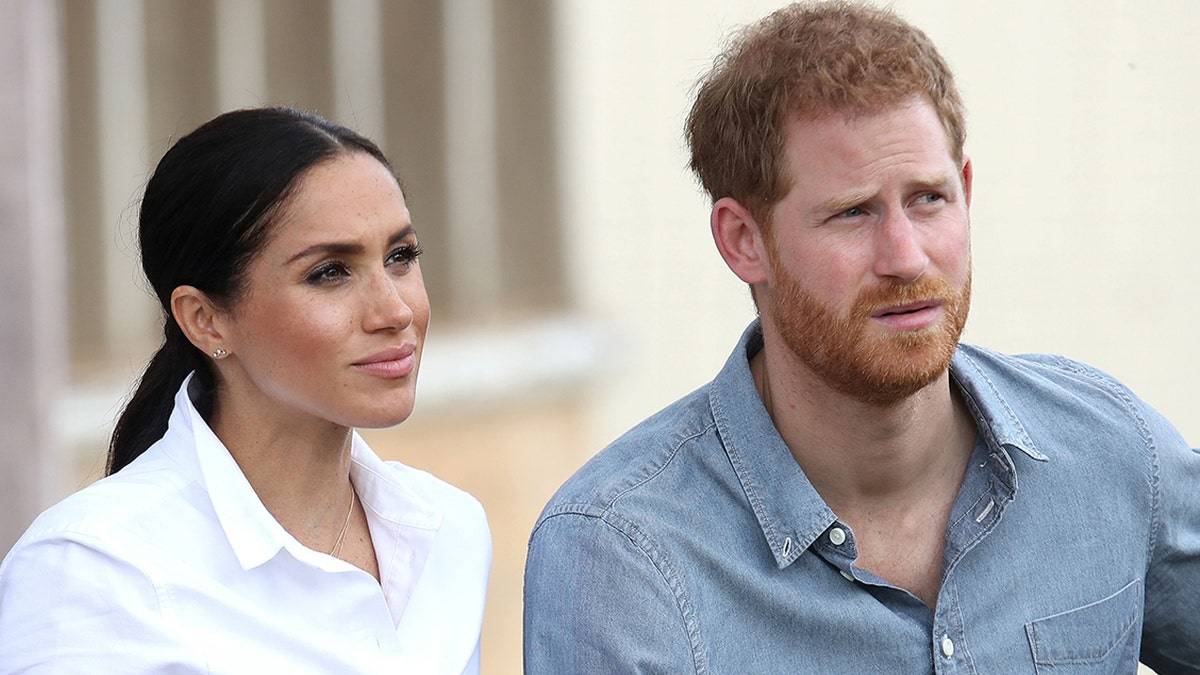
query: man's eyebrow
285 225 415 264
909 173 958 192
818 189 874 217
816 174 959 216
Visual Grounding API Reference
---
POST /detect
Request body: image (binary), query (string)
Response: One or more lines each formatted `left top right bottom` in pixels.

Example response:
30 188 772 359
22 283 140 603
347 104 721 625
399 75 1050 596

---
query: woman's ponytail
106 320 211 475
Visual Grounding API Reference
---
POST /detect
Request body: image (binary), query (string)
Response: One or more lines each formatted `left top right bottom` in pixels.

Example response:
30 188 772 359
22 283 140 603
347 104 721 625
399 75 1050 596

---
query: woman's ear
711 197 769 285
170 286 230 359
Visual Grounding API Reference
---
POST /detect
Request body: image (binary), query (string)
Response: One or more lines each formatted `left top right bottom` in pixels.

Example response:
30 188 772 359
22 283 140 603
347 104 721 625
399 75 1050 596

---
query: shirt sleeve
0 534 184 673
1138 407 1200 673
523 509 700 674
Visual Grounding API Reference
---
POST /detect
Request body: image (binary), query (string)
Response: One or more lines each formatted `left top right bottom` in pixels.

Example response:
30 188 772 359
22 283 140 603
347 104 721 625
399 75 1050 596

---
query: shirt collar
949 345 1049 463
710 321 1049 571
347 436 442 626
709 321 838 570
171 375 445 586
174 375 297 570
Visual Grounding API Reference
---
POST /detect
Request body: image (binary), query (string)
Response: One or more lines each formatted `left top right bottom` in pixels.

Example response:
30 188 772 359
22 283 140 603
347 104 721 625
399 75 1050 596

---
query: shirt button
828 527 847 546
941 635 955 658
839 569 854 582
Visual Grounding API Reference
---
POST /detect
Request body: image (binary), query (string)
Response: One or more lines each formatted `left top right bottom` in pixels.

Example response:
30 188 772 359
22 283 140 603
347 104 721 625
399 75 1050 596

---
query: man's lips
871 300 941 318
352 344 417 378
869 300 944 330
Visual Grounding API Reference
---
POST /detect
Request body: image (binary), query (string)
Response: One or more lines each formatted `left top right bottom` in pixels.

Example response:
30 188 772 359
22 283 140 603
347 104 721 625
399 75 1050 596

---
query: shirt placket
933 442 1018 674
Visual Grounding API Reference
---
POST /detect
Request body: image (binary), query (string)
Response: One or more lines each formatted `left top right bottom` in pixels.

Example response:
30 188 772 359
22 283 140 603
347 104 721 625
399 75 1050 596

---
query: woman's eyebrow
286 225 415 265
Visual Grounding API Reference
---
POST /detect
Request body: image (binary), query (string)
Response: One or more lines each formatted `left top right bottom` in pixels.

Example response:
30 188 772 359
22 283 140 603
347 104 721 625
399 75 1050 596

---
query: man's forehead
780 97 960 166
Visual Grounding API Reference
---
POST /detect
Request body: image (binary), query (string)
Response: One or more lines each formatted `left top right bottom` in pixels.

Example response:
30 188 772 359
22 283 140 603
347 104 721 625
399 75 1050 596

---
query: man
524 1 1199 673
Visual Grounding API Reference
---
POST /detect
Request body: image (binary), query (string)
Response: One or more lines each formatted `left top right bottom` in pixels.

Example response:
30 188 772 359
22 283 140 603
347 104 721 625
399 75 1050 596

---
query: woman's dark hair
107 107 395 475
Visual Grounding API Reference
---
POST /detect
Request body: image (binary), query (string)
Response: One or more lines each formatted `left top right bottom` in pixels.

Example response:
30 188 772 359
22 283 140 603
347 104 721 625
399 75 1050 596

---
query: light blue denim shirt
524 321 1200 673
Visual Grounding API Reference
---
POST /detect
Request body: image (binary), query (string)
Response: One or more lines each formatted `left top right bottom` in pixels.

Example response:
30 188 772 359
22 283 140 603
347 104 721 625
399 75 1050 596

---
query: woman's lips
352 345 417 379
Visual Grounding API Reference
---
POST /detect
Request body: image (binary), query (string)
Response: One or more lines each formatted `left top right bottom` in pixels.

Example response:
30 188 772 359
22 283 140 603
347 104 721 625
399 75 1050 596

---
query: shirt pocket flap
1025 578 1142 665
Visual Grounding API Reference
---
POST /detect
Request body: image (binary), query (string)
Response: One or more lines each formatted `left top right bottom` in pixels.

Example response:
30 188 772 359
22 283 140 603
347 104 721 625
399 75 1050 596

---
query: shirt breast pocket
1024 578 1142 674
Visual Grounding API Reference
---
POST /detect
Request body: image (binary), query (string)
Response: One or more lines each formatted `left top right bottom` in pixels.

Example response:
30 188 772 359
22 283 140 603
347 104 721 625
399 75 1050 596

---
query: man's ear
711 197 770 285
961 156 973 207
170 285 230 358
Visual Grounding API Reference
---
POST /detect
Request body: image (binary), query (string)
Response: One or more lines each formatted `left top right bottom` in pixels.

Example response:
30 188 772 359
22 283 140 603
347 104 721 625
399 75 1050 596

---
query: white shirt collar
173 374 444 586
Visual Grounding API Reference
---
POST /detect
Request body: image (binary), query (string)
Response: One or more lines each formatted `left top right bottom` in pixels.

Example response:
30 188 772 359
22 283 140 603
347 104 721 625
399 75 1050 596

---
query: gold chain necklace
329 486 356 557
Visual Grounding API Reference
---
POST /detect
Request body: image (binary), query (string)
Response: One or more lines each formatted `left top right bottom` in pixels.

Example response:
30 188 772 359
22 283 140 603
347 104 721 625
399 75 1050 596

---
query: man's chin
817 336 959 406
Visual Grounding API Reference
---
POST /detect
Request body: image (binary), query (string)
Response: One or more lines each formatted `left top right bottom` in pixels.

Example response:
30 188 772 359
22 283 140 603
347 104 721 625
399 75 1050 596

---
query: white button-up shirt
0 376 492 673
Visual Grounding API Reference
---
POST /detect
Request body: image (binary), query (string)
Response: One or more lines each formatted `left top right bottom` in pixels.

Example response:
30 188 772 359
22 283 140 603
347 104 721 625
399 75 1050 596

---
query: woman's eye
306 263 349 285
386 244 424 269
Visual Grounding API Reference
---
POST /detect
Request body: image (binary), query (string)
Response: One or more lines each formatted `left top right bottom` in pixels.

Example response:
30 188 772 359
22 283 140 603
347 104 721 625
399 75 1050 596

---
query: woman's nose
362 271 414 332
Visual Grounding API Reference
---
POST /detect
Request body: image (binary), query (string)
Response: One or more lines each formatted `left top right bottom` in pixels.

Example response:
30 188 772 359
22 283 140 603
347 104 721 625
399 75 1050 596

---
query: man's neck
754 347 973 493
750 342 977 607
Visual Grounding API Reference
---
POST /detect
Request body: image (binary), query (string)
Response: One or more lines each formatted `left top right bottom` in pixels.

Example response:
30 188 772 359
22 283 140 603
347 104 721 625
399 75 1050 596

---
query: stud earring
212 348 228 359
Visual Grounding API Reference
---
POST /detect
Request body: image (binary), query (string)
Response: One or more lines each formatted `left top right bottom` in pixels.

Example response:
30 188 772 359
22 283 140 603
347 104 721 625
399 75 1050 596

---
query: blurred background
2 1 1196 672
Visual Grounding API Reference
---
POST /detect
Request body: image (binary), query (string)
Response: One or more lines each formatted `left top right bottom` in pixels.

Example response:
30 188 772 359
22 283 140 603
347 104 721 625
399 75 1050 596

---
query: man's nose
872 210 929 283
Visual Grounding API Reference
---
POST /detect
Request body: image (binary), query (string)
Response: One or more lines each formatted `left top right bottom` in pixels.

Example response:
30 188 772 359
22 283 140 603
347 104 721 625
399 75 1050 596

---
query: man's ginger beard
763 237 972 407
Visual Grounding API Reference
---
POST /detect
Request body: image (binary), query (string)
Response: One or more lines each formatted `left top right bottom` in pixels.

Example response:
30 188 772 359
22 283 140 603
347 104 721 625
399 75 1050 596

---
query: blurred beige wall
0 0 69 554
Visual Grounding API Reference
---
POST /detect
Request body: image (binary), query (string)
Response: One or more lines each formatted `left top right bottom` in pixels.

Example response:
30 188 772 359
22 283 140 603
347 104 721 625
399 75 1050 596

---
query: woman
0 108 491 673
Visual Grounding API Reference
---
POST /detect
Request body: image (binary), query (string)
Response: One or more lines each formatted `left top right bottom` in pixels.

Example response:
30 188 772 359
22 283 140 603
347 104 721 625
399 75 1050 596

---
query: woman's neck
208 387 357 554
